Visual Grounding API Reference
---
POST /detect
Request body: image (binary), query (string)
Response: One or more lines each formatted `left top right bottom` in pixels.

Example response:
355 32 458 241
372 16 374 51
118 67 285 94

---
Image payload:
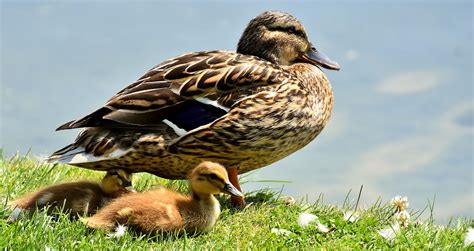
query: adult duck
48 11 340 207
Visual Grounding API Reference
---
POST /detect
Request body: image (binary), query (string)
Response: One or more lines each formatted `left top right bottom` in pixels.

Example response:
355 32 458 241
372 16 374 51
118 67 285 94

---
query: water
1 1 472 222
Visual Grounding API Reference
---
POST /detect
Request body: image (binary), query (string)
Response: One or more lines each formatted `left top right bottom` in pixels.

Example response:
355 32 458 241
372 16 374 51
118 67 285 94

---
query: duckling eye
287 26 296 34
208 173 218 180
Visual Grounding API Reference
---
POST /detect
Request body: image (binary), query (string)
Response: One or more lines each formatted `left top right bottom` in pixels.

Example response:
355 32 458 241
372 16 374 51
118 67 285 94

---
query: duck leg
227 167 246 208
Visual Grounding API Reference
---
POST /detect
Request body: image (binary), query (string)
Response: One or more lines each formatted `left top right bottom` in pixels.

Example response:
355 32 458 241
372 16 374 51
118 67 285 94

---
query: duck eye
208 173 218 180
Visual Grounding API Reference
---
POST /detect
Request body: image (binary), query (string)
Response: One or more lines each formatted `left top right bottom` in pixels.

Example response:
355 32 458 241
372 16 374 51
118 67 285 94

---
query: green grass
0 152 472 249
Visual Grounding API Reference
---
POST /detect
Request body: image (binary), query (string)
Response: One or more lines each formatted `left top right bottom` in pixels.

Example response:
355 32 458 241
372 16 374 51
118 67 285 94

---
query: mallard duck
81 161 243 235
8 169 133 220
48 11 340 207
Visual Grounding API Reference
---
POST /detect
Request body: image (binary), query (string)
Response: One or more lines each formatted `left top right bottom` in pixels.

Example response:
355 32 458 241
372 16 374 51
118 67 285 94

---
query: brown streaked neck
285 63 331 90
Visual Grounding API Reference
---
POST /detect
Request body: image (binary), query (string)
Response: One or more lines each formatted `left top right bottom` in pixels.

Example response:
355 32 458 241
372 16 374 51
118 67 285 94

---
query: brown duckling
8 169 133 220
82 161 243 235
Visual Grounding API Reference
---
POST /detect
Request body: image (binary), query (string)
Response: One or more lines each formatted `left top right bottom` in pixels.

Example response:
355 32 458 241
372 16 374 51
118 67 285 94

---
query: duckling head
237 11 340 70
189 162 244 198
101 169 133 194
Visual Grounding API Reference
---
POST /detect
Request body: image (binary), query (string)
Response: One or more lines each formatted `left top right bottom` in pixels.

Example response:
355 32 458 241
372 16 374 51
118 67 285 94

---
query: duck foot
227 167 246 208
231 196 246 208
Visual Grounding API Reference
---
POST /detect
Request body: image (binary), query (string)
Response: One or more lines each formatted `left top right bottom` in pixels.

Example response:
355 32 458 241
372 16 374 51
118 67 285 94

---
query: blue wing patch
166 100 227 131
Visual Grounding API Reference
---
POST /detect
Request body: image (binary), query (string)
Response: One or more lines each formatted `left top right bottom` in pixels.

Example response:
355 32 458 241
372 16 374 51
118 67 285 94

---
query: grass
0 152 472 249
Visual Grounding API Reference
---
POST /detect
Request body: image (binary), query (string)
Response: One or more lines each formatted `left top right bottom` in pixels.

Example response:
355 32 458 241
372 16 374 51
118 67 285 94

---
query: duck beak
300 45 340 71
223 183 244 197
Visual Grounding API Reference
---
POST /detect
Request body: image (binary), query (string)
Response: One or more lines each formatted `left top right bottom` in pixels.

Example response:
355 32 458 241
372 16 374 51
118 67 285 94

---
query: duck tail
56 120 76 131
46 143 85 163
56 107 113 131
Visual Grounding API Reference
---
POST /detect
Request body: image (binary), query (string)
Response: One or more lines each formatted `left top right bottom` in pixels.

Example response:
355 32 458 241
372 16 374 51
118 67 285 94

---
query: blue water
1 1 472 222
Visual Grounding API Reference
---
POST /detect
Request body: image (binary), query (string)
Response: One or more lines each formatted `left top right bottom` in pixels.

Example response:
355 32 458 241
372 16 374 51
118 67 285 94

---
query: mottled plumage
48 11 340 207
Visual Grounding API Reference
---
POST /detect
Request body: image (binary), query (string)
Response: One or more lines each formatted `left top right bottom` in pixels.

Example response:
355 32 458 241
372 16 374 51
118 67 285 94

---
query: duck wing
57 50 289 131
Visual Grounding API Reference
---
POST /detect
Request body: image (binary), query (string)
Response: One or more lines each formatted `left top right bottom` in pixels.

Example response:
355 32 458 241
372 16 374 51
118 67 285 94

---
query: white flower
297 212 331 233
271 228 292 236
297 213 318 227
317 223 330 233
343 210 360 223
465 228 474 247
282 196 296 205
107 224 127 238
395 210 410 227
390 196 409 211
413 219 423 227
378 224 400 241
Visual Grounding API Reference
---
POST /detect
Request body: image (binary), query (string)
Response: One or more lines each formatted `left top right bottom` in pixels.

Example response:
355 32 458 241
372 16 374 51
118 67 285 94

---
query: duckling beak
300 45 340 71
123 180 135 192
223 183 244 197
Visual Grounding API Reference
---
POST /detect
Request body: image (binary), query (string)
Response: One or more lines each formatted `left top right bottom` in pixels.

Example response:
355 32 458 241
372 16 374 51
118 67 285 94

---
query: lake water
1 1 472 222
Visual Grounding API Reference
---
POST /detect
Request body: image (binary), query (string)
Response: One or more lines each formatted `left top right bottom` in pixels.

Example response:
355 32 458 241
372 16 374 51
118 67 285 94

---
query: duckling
81 161 243 235
8 169 133 221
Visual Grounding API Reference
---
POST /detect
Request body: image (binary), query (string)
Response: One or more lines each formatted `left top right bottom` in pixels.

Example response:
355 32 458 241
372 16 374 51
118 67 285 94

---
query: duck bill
300 46 340 71
223 183 244 197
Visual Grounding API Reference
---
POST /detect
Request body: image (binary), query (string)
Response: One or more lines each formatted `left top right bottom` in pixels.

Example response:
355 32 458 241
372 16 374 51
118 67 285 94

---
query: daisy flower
390 195 409 212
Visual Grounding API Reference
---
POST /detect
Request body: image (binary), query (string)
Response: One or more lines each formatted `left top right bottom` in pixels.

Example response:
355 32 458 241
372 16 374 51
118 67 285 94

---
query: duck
8 169 133 221
81 161 243 235
47 11 340 208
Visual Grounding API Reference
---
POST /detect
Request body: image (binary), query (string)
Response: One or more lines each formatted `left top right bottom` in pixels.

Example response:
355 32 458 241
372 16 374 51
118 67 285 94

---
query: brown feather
8 181 127 216
56 51 289 131
8 169 133 222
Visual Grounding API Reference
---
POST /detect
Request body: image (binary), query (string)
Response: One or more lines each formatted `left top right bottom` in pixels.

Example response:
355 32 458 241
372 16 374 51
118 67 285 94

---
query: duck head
101 169 133 194
189 161 244 197
237 11 340 70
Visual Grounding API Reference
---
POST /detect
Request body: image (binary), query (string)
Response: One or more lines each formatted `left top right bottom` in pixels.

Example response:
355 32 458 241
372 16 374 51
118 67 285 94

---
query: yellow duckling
8 169 133 221
82 161 243 235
